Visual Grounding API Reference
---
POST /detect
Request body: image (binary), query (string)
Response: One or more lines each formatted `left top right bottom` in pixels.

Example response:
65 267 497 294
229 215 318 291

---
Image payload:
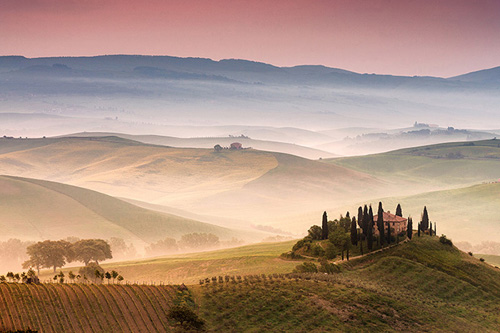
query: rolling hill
0 175 250 246
60 131 337 159
0 136 382 231
3 235 500 332
327 139 500 190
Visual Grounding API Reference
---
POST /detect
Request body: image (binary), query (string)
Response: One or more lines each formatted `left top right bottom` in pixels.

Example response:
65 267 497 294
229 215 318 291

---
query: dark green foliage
321 211 328 240
421 206 429 231
168 304 205 330
439 234 453 246
339 215 351 233
480 258 485 262
418 223 421 237
350 217 358 246
407 217 413 239
362 205 369 236
307 225 323 240
310 244 325 257
325 242 337 260
429 222 433 236
293 262 318 273
377 202 385 246
395 204 402 217
345 211 350 219
367 220 374 251
318 258 340 274
357 206 363 229
292 239 312 252
434 223 437 235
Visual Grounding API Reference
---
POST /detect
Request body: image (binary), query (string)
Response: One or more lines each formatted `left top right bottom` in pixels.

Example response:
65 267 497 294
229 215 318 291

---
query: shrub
479 258 485 262
168 305 205 330
310 244 325 257
318 259 340 274
439 234 453 246
293 262 318 273
468 252 473 256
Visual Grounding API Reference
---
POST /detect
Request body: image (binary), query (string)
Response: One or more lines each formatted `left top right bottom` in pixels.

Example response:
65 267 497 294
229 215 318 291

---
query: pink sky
1 0 499 77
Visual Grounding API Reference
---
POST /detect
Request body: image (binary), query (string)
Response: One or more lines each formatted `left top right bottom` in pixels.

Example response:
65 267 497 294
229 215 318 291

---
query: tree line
288 202 435 265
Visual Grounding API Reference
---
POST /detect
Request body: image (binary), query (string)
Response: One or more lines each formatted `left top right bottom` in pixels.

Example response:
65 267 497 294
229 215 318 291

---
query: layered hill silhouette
0 175 248 245
1 55 499 131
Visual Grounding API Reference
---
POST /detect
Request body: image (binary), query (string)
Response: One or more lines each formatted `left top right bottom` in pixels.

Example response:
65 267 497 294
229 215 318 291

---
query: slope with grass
196 235 500 332
3 236 500 331
0 175 247 245
39 240 299 285
327 139 500 189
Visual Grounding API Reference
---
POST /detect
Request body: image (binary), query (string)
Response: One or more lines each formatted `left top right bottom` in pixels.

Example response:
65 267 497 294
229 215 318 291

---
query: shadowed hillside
0 175 249 245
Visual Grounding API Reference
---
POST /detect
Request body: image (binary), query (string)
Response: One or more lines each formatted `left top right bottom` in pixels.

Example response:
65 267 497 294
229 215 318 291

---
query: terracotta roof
373 212 407 223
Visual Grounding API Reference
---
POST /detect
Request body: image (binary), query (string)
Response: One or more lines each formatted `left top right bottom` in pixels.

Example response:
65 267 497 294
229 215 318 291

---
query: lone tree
421 206 429 231
24 240 73 273
396 204 403 217
350 217 358 246
377 202 385 246
407 217 413 239
322 211 329 240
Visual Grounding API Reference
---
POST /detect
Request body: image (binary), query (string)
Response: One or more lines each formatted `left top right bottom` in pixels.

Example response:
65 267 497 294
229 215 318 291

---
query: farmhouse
373 211 407 235
230 142 243 150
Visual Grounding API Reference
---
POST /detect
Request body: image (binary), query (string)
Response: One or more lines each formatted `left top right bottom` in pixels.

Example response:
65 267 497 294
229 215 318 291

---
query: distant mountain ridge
1 54 498 86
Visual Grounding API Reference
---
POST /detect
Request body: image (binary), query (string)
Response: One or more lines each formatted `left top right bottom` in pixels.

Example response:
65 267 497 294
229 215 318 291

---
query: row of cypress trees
320 203 432 253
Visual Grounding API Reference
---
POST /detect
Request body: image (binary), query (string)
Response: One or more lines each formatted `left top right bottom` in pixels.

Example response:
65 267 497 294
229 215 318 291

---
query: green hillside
0 175 247 245
327 139 500 187
197 235 500 332
3 236 500 331
40 240 298 285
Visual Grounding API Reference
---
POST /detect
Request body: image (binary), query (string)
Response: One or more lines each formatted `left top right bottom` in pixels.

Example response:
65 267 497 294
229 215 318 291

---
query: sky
1 0 499 77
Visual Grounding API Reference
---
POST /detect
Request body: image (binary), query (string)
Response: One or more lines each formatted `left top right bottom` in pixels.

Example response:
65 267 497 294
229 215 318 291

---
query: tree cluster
23 238 112 274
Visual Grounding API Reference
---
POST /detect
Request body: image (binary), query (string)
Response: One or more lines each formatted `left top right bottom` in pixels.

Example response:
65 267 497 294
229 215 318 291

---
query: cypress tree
407 217 413 239
346 211 350 219
350 217 358 246
367 220 373 251
396 204 402 217
377 202 385 246
322 211 328 240
421 206 429 231
357 206 363 229
359 230 363 255
418 222 421 237
434 223 437 235
429 222 433 236
362 205 369 236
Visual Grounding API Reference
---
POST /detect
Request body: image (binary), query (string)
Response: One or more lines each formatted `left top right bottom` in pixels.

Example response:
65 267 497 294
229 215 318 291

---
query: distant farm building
373 211 407 235
230 142 243 150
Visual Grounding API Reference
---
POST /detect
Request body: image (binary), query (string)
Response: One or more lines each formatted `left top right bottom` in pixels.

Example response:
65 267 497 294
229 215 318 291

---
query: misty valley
1 55 500 332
